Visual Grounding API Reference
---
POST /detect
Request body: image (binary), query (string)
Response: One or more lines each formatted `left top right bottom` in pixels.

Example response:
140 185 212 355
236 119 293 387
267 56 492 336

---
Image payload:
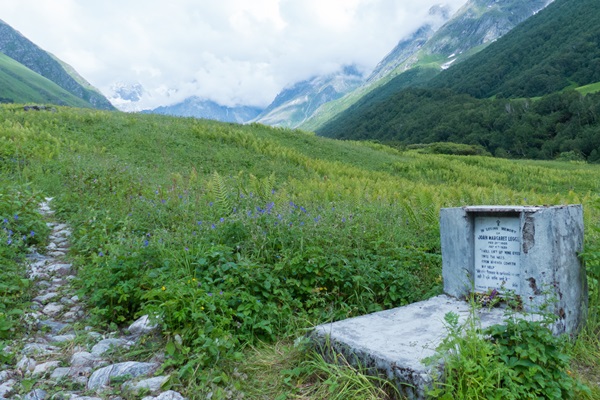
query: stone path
0 199 186 400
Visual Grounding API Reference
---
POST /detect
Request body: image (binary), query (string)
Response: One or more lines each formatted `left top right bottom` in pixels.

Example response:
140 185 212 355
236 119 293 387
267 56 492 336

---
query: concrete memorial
311 205 587 399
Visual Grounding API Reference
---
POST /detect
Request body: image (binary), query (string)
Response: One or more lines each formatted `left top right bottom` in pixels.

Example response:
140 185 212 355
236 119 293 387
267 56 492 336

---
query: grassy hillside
0 53 94 107
1 106 599 398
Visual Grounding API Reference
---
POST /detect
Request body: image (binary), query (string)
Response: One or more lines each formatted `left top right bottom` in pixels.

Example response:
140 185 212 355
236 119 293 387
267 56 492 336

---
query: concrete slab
311 295 530 400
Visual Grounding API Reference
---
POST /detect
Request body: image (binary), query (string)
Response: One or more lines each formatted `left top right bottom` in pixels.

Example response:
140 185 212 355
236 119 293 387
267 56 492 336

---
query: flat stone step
311 295 532 400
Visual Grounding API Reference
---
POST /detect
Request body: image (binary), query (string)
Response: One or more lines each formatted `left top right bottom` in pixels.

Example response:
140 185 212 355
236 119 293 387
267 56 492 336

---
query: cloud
0 0 467 110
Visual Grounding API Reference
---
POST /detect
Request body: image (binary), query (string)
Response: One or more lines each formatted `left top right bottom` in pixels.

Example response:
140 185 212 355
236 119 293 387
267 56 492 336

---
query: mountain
0 19 114 110
0 52 100 107
300 0 553 132
252 65 364 128
316 0 600 161
146 96 263 123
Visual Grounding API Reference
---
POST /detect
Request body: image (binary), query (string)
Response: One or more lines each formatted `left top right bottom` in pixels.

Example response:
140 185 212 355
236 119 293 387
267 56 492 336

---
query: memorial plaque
474 216 521 294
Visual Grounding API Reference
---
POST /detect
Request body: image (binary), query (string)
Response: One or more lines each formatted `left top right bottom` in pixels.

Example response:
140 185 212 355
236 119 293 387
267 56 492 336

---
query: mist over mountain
145 96 263 124
252 65 365 128
299 0 554 132
0 19 114 110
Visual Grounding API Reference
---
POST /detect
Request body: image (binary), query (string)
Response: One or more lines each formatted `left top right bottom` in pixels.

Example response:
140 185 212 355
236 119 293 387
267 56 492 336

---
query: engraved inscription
474 216 521 294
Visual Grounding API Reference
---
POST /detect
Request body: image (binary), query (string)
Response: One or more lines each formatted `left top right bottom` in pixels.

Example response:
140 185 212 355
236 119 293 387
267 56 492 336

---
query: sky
0 0 466 111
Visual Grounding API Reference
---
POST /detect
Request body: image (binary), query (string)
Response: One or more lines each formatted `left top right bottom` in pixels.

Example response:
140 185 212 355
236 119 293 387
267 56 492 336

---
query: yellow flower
161 286 166 291
201 306 205 310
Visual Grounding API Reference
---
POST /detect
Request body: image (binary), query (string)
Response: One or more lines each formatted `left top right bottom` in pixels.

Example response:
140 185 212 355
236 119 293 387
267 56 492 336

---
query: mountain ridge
0 19 114 110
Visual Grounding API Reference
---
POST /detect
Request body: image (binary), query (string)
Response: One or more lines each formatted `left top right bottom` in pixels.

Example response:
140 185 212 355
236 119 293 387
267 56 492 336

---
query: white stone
0 379 16 398
48 334 76 343
16 355 36 372
128 315 159 337
32 361 60 376
0 371 9 384
141 391 187 400
42 302 65 317
22 343 59 356
122 375 169 395
47 263 72 276
71 352 105 368
24 389 48 400
33 292 58 304
87 362 159 390
91 339 133 356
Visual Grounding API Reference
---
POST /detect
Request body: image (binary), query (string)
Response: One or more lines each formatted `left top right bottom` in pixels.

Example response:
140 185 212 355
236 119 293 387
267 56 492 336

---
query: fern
210 171 232 215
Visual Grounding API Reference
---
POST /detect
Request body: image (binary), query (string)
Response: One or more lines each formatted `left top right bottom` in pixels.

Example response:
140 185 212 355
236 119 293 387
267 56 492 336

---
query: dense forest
317 0 600 161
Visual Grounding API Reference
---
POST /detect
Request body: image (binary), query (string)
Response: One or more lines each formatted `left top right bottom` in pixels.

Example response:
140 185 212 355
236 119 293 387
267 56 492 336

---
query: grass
1 104 600 398
576 81 600 96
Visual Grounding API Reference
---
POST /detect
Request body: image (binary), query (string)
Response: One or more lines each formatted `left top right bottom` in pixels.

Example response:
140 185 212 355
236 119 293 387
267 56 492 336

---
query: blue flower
14 214 18 220
7 239 12 245
30 231 35 237
209 202 214 207
2 218 7 224
143 240 149 247
220 217 225 223
98 251 104 257
211 224 216 229
197 221 203 225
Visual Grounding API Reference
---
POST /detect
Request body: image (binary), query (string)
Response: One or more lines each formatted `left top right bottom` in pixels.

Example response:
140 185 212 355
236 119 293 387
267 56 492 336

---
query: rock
32 361 60 376
49 367 70 380
48 334 76 343
0 371 9 383
91 339 133 356
47 263 72 276
122 375 169 395
0 379 15 398
37 320 71 334
16 355 36 372
46 242 58 250
22 343 59 356
23 388 47 399
50 366 92 385
33 292 59 304
70 352 106 368
49 251 67 257
87 362 159 391
69 397 102 400
141 391 187 400
42 302 65 317
128 315 159 337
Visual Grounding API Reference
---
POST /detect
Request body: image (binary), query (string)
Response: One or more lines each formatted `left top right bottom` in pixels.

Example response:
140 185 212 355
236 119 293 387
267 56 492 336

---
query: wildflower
14 214 18 220
209 202 214 207
208 292 213 296
211 224 216 229
30 231 35 237
201 306 204 310
342 217 346 223
143 240 149 247
7 239 12 245
2 218 7 224
185 247 189 251
197 221 202 225
220 217 225 223
161 286 166 291
219 291 223 295
98 251 104 257
300 206 307 213
192 278 197 282
247 210 252 217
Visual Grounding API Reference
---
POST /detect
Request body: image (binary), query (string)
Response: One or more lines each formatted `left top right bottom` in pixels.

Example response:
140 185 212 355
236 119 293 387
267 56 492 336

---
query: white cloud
0 0 467 110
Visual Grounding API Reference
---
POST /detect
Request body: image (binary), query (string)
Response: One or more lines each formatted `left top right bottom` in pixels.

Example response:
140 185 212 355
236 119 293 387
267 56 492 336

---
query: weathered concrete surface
312 295 523 399
440 205 587 336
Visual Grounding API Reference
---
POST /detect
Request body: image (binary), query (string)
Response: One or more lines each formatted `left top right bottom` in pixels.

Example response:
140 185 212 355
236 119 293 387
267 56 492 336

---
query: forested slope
317 0 600 161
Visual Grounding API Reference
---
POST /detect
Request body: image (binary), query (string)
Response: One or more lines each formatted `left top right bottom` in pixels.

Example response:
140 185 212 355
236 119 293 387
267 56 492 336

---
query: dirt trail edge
0 198 186 400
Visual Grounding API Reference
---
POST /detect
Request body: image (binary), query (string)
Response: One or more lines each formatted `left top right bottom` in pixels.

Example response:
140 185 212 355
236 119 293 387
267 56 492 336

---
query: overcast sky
0 0 466 110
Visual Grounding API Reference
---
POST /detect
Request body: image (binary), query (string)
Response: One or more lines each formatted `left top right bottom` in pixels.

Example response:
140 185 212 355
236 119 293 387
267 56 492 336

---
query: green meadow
1 105 600 398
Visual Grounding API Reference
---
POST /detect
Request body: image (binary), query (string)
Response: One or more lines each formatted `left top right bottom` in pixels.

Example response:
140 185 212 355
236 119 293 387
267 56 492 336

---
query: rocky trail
0 199 186 400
